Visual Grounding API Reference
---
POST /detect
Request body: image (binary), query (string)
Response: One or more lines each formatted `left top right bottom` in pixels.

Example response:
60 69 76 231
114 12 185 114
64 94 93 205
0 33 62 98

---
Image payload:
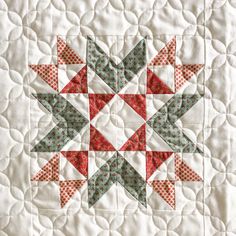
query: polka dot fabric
151 180 175 209
57 37 84 64
149 37 176 66
29 64 58 91
175 154 202 181
59 180 86 207
31 154 60 181
175 64 204 92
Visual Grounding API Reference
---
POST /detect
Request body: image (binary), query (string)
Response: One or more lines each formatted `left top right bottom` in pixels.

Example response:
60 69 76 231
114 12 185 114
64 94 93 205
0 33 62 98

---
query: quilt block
1 0 236 235
30 35 204 211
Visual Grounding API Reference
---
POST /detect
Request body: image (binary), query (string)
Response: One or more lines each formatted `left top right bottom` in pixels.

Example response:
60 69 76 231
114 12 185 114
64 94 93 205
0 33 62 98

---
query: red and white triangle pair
89 124 146 151
147 152 202 209
89 93 146 119
31 152 88 207
29 37 87 93
148 37 203 93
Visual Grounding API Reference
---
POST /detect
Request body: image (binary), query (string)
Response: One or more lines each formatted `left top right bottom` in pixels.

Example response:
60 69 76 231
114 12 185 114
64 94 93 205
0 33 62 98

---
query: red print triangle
119 94 146 120
175 64 204 91
90 125 115 151
120 124 146 151
61 65 88 93
29 64 58 91
89 94 114 120
149 37 176 66
61 151 88 177
150 180 175 208
175 154 202 181
60 180 86 207
146 68 174 94
31 154 60 181
146 152 173 180
57 37 84 64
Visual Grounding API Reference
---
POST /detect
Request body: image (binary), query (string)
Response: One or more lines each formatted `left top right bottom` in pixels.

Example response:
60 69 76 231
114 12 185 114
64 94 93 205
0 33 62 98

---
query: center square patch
29 35 205 212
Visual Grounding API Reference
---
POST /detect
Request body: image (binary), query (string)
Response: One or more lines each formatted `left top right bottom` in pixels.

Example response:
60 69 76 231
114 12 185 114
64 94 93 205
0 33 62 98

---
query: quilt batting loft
1 0 236 235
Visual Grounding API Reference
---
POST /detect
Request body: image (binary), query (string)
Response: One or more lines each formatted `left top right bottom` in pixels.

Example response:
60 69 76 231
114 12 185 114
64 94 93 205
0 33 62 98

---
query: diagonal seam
86 37 146 93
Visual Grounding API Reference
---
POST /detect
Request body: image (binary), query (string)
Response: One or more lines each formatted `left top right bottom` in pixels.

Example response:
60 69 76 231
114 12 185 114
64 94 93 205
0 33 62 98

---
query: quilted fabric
1 0 236 235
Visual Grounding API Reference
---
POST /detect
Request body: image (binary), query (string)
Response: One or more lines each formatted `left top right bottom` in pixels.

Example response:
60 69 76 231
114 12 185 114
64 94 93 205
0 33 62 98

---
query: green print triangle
86 37 146 93
32 94 88 152
88 152 146 207
147 94 203 153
